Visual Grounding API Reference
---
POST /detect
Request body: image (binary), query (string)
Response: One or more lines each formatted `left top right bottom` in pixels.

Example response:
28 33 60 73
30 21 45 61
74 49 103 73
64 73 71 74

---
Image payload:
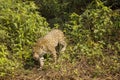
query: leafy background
0 0 120 80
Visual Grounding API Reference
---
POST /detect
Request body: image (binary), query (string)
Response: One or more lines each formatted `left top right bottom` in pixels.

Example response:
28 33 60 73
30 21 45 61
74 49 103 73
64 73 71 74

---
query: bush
63 0 120 55
0 0 50 76
0 45 17 77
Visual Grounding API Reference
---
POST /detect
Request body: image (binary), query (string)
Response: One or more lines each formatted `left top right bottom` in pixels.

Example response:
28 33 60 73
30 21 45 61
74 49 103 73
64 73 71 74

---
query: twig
35 76 42 80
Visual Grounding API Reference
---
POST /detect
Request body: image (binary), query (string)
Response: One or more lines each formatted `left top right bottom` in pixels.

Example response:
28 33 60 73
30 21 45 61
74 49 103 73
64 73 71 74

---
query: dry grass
2 53 119 80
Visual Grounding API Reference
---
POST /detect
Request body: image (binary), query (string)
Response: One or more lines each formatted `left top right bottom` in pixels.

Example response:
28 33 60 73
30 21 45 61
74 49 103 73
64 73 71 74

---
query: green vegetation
0 0 49 77
0 0 120 80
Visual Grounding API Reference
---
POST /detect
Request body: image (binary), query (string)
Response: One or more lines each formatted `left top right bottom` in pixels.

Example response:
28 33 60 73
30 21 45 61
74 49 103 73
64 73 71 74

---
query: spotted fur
33 29 67 69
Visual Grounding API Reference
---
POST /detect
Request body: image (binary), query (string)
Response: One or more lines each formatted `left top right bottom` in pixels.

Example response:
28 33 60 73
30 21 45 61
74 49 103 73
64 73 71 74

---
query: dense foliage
0 0 119 79
0 0 49 77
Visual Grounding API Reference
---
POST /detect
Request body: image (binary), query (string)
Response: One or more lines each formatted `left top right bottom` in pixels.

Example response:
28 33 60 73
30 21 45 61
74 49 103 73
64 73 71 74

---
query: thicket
0 0 49 77
0 0 120 79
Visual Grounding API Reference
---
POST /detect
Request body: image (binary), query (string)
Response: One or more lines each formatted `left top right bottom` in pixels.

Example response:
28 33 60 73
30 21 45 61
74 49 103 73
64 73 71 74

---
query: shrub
0 45 17 77
0 0 50 76
63 0 120 56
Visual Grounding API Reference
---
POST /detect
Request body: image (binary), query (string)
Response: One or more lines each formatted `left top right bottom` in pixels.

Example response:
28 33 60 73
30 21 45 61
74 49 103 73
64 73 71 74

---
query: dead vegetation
2 54 119 80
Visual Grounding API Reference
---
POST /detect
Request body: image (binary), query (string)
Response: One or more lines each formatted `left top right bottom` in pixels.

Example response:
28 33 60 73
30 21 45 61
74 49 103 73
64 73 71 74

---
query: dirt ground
6 66 119 80
1 55 120 80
